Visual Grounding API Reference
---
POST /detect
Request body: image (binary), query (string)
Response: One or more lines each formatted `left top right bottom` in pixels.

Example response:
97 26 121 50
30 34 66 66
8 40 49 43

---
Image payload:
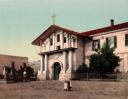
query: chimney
110 19 114 26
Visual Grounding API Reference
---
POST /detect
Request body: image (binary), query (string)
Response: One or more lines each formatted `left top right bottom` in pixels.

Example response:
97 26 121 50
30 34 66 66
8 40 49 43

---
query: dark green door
54 63 61 80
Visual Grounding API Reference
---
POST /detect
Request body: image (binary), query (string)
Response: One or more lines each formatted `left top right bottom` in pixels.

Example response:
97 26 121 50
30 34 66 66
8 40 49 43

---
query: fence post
116 73 118 81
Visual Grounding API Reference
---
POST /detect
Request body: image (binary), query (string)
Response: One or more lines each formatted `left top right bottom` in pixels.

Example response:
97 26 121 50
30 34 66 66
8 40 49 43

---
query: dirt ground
0 80 128 99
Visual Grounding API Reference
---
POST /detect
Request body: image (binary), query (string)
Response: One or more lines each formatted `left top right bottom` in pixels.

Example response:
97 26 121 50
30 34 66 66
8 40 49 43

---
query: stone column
61 33 64 49
42 54 48 80
67 34 69 48
68 50 73 72
63 51 67 72
68 34 71 48
44 54 48 72
40 55 44 71
53 33 55 50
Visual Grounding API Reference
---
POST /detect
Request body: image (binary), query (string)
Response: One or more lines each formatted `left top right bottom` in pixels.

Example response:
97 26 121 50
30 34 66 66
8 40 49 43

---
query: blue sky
0 0 128 61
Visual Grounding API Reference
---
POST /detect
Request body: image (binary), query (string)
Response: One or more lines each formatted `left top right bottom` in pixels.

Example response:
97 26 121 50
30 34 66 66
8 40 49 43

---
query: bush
75 64 89 80
75 64 89 73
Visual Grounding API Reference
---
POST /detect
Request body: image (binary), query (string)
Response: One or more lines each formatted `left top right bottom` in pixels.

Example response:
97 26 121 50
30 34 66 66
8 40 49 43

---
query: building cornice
39 47 76 55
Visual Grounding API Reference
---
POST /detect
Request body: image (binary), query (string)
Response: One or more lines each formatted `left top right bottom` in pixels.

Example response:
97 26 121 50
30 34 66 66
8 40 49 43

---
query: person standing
68 78 72 91
64 81 68 91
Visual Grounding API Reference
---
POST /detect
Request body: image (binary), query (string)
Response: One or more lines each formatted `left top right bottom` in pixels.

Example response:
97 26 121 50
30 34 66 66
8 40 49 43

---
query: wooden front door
54 62 61 80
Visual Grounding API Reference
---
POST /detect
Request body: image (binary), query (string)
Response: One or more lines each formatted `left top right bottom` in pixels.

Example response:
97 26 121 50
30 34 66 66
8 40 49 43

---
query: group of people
64 79 72 91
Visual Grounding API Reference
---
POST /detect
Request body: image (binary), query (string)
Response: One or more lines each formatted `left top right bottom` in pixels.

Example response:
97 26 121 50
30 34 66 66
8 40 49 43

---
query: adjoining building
0 54 28 74
32 19 128 81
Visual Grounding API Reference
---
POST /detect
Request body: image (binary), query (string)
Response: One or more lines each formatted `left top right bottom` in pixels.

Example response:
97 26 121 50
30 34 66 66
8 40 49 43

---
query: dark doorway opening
54 62 61 80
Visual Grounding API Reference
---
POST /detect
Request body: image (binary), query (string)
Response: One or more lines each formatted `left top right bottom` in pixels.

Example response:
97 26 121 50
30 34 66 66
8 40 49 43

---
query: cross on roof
51 13 56 25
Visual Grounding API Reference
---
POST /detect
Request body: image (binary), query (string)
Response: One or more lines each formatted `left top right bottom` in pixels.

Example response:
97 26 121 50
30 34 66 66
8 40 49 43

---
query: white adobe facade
32 20 128 81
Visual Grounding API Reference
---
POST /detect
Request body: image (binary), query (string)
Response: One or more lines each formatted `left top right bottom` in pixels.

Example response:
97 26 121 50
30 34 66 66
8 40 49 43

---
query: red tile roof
32 22 128 46
81 22 128 36
32 24 81 46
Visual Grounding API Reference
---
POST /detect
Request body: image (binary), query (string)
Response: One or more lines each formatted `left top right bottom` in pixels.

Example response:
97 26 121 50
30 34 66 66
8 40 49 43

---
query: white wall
40 30 77 53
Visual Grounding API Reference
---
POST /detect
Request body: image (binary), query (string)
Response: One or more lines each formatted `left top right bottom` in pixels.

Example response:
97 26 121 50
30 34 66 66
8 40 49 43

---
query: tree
89 43 121 79
75 63 89 73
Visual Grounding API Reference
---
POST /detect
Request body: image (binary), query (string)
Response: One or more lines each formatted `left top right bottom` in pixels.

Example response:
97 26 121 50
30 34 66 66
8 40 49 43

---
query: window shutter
125 34 128 46
114 36 117 48
98 39 100 49
106 38 108 45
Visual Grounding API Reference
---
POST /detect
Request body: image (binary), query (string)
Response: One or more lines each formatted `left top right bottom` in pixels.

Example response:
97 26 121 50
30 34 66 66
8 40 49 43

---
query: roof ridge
52 24 79 33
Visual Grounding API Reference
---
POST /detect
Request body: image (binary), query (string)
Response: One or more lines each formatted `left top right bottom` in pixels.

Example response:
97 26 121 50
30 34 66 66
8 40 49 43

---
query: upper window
57 34 60 42
72 37 76 42
106 36 117 48
50 38 53 46
125 34 128 46
64 36 66 43
92 39 100 51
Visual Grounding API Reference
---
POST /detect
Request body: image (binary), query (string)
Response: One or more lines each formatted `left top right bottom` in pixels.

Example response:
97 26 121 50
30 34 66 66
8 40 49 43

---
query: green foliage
75 64 89 73
89 43 121 75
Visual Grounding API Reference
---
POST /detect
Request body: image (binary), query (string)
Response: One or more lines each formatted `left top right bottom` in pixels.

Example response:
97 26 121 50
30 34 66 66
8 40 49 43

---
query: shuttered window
106 36 117 48
64 36 66 43
125 34 128 46
92 39 100 51
50 38 53 45
57 34 60 42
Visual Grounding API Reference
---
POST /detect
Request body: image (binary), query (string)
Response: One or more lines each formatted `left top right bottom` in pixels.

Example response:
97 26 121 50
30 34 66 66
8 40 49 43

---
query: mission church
32 19 128 81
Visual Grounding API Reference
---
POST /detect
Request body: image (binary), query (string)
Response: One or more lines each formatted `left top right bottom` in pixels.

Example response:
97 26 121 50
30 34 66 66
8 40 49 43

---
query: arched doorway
53 62 61 80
